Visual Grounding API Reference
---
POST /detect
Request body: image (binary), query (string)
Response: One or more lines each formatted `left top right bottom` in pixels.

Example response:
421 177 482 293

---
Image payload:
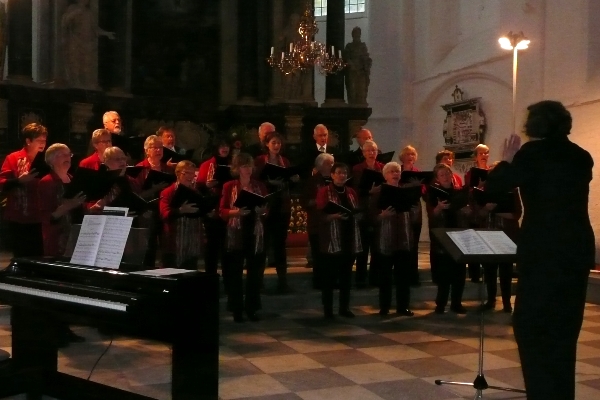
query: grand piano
0 257 220 400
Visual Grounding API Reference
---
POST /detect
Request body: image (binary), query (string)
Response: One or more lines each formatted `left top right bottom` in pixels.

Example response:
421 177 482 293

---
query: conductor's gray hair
315 152 334 168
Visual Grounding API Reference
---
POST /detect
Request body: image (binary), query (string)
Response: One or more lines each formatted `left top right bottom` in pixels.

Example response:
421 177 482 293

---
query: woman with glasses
39 143 86 257
160 160 206 270
316 162 362 319
79 129 112 170
351 139 384 288
219 153 268 323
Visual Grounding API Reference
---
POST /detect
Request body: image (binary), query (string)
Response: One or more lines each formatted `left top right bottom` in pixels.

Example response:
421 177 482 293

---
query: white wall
361 0 600 257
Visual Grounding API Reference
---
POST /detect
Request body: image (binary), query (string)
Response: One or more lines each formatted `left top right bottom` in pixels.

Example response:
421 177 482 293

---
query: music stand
430 229 526 399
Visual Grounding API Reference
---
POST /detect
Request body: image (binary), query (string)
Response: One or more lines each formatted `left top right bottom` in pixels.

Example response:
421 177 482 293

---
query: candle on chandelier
338 50 342 58
331 45 335 55
281 52 285 60
290 43 293 52
270 47 274 56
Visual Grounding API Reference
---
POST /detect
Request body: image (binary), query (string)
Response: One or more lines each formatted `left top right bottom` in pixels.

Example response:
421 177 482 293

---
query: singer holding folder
254 132 300 293
198 138 232 279
427 163 472 314
488 101 595 400
79 129 112 170
39 144 86 257
369 162 421 316
352 140 384 288
160 161 206 269
219 153 268 323
316 162 362 319
0 123 48 258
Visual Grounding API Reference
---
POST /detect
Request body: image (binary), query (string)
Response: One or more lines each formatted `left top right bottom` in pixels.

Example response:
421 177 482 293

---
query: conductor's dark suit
488 136 595 400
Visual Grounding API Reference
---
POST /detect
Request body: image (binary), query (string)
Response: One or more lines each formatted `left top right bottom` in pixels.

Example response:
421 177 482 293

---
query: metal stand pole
434 265 525 398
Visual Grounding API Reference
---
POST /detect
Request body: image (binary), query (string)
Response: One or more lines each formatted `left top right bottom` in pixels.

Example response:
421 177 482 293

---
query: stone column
323 0 345 106
6 0 33 83
237 0 259 103
220 0 238 106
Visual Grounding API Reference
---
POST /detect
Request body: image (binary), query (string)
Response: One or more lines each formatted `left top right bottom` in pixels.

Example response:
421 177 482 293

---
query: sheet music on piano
71 215 133 269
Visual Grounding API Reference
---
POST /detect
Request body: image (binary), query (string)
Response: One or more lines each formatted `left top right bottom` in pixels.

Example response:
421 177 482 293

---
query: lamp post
498 31 530 134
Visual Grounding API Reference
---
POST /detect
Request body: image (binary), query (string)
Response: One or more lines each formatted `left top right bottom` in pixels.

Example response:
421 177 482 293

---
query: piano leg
11 306 60 399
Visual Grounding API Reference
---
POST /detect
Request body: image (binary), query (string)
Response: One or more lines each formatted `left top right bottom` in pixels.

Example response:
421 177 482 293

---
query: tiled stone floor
1 248 600 399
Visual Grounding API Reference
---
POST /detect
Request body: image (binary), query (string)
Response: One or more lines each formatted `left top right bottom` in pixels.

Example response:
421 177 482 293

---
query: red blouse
0 149 42 224
79 153 102 170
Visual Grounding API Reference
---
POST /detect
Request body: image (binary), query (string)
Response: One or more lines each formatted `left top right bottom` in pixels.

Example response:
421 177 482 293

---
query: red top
79 153 102 170
0 149 42 224
134 158 174 193
39 172 78 256
301 174 331 234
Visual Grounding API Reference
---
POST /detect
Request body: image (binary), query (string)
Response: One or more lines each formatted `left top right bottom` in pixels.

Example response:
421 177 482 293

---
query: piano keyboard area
0 283 128 312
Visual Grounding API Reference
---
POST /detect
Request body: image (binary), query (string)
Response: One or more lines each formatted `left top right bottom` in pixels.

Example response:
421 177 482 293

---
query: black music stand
430 229 526 399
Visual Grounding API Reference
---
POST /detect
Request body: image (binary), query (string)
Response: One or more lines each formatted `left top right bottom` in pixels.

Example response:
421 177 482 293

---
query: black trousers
203 217 226 275
434 252 466 308
264 211 290 279
378 250 411 311
321 252 355 313
224 250 266 315
8 222 43 258
482 263 512 306
513 267 588 400
308 233 323 288
354 220 380 286
409 222 422 284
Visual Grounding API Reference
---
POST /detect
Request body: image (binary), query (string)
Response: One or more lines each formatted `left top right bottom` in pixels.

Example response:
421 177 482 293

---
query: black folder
378 184 422 212
125 166 144 178
161 147 189 164
358 168 385 195
63 167 116 201
142 169 176 190
400 170 434 185
376 151 395 164
472 187 516 213
321 200 360 215
111 189 155 215
259 163 302 181
170 184 217 218
31 151 51 178
468 167 488 187
428 185 469 210
233 189 271 210
213 165 233 184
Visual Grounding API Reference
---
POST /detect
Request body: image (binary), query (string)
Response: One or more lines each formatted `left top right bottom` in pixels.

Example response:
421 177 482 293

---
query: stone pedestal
323 0 345 106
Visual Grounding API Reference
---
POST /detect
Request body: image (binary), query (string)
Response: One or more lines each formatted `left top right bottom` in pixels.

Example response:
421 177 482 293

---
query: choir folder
377 184 422 212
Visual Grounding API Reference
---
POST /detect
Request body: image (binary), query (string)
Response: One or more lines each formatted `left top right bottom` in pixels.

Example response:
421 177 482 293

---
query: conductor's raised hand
290 174 300 183
166 158 178 169
434 199 450 214
230 207 250 217
326 212 345 221
502 134 522 163
179 200 199 214
484 202 497 211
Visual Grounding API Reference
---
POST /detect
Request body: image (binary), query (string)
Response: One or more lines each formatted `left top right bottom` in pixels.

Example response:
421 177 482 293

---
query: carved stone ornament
70 103 94 134
441 90 486 157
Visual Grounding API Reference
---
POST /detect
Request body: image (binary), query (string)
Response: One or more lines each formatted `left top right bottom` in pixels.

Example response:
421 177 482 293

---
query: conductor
489 100 595 400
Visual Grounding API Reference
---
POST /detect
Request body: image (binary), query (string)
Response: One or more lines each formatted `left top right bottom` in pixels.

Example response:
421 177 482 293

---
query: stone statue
61 0 115 89
343 27 372 105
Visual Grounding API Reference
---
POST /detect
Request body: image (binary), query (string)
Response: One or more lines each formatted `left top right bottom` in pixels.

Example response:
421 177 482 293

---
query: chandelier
267 3 346 75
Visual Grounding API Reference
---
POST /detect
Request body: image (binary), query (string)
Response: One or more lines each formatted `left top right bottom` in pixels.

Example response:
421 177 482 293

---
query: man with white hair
246 122 276 158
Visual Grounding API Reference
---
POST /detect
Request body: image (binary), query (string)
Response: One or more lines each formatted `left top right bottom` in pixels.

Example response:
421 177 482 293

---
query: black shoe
450 305 467 314
503 305 513 313
247 312 260 322
396 309 414 317
434 306 445 314
379 308 390 316
471 278 481 283
480 302 496 311
339 309 355 318
67 329 85 343
233 312 244 323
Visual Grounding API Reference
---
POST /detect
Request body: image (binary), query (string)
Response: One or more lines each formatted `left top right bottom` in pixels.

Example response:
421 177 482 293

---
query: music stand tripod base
433 262 526 399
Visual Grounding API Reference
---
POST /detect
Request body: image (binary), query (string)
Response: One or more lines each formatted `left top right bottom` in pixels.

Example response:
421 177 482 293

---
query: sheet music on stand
446 229 516 255
70 215 133 269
